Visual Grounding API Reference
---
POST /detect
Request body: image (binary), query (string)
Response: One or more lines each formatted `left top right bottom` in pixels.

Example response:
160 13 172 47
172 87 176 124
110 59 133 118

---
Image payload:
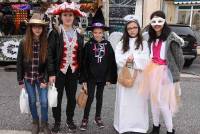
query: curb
0 130 64 134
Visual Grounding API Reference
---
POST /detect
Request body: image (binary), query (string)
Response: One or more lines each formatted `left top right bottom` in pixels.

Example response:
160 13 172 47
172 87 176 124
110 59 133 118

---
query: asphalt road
0 58 200 134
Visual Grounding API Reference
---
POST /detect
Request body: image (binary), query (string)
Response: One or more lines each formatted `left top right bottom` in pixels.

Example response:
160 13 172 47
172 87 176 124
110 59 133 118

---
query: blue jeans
24 80 48 122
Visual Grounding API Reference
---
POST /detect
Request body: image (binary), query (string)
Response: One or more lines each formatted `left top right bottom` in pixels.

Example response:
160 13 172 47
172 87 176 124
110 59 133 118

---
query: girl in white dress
114 15 150 134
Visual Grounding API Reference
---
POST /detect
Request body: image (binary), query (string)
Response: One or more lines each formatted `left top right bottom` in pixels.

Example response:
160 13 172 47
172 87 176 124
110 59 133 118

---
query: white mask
150 17 166 26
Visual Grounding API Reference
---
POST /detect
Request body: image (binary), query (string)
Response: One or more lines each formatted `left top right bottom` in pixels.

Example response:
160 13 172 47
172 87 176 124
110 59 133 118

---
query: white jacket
115 38 150 70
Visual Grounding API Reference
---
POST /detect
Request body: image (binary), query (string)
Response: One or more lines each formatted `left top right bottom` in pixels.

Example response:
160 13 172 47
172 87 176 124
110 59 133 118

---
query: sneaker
51 122 60 133
79 119 88 131
66 120 77 132
94 117 104 129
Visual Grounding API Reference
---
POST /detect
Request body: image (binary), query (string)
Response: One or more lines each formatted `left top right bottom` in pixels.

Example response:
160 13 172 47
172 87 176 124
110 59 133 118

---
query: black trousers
83 81 105 119
52 68 78 123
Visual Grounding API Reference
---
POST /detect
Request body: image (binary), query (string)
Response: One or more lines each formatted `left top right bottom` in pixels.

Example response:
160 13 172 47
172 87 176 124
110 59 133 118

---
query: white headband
150 17 166 26
124 15 139 22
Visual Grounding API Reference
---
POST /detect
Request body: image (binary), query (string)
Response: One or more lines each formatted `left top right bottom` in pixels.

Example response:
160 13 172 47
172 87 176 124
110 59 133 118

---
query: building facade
163 0 200 30
107 0 164 30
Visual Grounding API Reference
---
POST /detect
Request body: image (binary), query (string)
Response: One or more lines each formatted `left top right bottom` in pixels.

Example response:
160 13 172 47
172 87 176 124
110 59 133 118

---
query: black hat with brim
86 22 109 31
86 8 109 31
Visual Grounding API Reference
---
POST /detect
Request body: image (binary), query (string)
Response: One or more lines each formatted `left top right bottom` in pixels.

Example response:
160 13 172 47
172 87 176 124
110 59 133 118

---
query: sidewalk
1 71 200 134
0 130 30 134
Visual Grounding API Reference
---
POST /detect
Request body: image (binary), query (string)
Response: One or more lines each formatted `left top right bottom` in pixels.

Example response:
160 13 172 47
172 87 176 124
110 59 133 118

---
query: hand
137 69 142 73
106 82 111 85
19 84 25 90
49 76 56 84
82 82 87 89
40 83 47 89
127 55 134 63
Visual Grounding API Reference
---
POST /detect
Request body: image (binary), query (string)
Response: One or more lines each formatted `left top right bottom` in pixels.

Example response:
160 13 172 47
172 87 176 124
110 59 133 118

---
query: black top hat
86 8 109 31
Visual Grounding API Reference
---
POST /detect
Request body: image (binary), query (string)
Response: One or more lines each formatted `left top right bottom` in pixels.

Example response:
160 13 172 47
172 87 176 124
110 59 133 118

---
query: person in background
18 21 27 35
1 6 15 35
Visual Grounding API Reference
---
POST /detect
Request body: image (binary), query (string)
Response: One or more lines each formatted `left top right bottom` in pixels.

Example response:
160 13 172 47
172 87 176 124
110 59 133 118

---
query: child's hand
19 84 25 90
82 82 87 89
40 83 47 89
127 55 134 63
106 82 111 85
49 76 56 84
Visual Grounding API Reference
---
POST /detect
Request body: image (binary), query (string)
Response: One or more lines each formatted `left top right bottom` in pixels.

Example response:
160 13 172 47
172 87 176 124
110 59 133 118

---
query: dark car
142 24 198 67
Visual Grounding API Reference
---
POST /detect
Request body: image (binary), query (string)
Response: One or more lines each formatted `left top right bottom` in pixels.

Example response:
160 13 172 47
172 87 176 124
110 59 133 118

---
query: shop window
177 6 200 31
177 6 191 25
192 10 200 30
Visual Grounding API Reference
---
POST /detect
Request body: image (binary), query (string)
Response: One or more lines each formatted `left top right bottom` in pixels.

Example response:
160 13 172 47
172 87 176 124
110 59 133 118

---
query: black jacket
16 40 48 84
48 29 84 78
80 38 117 84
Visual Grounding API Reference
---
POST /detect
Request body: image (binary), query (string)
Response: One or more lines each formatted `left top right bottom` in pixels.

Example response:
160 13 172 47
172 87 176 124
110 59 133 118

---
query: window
177 6 200 31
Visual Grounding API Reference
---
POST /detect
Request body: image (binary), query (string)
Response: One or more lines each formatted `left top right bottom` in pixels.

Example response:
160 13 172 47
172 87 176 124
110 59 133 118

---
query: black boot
32 120 39 134
149 125 160 134
51 122 60 133
41 121 51 134
167 129 175 134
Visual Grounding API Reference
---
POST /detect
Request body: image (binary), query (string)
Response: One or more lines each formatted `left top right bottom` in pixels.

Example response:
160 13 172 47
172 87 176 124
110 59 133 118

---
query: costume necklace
61 25 77 48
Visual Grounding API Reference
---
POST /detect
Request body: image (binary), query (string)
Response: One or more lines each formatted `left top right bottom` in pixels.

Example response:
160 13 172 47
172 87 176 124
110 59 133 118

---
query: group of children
17 2 184 134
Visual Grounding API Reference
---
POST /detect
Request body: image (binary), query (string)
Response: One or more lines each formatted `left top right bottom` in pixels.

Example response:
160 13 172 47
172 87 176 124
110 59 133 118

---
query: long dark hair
23 25 48 63
122 20 143 53
148 10 171 43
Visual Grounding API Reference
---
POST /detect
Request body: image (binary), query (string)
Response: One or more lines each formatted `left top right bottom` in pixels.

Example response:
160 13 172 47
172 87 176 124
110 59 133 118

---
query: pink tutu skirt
139 61 180 115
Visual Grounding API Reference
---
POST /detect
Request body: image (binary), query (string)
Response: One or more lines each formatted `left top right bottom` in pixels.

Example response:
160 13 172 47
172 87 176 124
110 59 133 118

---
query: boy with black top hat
79 7 117 131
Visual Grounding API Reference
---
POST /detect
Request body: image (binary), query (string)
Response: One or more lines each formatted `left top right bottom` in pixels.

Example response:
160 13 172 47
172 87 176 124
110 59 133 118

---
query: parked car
142 24 198 67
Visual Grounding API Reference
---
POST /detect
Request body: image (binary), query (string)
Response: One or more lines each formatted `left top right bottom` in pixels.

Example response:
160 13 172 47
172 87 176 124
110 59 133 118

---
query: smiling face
127 21 139 38
61 11 75 27
150 16 165 33
31 24 43 37
92 28 104 42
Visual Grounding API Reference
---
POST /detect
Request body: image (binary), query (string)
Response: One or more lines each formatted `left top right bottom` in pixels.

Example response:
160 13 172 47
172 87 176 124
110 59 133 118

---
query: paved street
0 58 200 134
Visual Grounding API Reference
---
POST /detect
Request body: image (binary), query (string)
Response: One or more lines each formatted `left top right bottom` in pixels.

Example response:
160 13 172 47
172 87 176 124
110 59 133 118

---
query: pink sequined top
152 39 167 65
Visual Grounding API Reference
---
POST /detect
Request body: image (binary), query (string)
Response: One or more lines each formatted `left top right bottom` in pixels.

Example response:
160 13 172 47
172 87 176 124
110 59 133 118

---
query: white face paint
150 17 166 26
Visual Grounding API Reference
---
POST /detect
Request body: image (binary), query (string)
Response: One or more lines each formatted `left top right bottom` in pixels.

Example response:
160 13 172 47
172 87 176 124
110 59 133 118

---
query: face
150 16 165 33
61 11 75 27
32 25 43 37
92 28 104 42
127 21 139 38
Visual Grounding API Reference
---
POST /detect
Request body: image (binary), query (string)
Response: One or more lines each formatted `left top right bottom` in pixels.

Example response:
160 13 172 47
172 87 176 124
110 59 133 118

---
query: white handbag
48 83 58 108
19 88 29 114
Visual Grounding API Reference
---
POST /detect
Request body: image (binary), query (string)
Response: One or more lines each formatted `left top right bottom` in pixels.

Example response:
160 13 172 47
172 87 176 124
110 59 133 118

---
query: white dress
113 38 150 134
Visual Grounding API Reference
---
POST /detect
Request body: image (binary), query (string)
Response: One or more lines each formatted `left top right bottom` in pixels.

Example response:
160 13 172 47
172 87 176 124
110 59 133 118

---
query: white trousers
151 99 173 132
